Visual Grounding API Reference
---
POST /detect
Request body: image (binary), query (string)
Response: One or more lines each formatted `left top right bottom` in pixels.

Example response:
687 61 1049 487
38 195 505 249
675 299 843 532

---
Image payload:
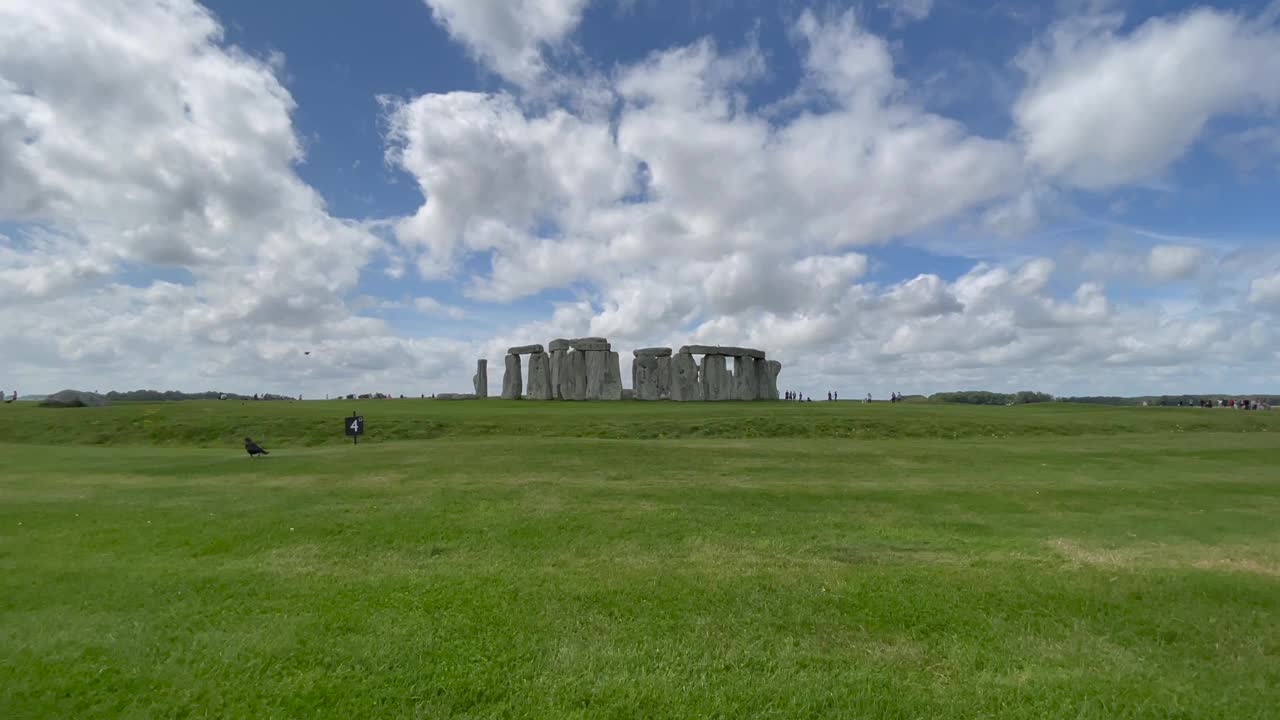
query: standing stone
634 356 660 400
472 359 488 398
501 354 522 400
527 352 552 400
753 358 771 400
601 351 623 400
732 355 759 401
549 348 566 399
765 360 782 400
656 356 672 400
670 352 703 401
700 354 733 401
561 351 587 400
584 350 608 400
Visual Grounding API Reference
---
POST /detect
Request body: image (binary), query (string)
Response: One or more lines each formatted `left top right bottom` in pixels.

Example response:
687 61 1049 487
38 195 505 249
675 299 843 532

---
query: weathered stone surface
501 354 522 399
561 351 587 400
656 356 672 400
679 345 766 360
622 389 635 400
507 344 544 355
732 356 760 401
527 351 552 400
700 354 734 401
570 339 610 352
765 360 782 400
633 356 660 400
548 338 571 352
549 349 565 399
472 359 488 398
670 352 703 401
584 350 608 399
633 347 673 357
573 337 608 343
754 358 771 400
601 351 623 400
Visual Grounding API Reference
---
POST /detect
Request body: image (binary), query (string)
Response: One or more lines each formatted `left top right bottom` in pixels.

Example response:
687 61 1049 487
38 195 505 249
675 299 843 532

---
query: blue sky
1 0 1278 396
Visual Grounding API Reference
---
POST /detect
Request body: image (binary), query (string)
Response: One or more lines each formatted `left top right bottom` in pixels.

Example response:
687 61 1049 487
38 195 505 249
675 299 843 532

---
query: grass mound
1 398 1275 448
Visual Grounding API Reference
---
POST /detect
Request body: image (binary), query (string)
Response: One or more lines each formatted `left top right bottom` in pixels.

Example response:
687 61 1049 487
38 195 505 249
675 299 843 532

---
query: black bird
244 437 270 458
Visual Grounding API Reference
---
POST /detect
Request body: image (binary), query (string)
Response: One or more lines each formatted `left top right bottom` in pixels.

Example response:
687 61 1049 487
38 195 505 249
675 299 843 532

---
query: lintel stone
679 345 765 359
507 344 545 355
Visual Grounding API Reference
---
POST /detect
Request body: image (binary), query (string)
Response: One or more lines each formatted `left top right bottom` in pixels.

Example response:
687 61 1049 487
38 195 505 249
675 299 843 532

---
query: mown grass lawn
1 400 1277 718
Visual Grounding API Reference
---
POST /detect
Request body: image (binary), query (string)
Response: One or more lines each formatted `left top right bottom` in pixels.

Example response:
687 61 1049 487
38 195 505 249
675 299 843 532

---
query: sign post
344 411 365 445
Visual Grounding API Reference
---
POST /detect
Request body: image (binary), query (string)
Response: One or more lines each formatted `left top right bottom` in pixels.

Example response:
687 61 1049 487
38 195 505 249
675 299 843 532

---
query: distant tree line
929 390 1055 405
1062 395 1280 406
104 390 296 401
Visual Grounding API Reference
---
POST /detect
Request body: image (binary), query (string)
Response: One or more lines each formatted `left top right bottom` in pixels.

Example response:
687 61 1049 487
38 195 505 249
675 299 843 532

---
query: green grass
1 400 1278 718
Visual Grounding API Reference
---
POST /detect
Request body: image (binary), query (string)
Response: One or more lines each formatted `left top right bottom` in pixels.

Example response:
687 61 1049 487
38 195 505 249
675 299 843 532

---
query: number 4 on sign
344 413 365 445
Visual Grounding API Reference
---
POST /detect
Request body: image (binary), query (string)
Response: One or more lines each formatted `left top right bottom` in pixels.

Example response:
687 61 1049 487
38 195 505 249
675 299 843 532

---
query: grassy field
1 399 1277 718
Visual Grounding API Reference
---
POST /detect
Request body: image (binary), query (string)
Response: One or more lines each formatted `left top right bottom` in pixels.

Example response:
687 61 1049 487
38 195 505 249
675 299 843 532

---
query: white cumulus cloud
1015 8 1280 188
421 0 592 87
1147 245 1205 281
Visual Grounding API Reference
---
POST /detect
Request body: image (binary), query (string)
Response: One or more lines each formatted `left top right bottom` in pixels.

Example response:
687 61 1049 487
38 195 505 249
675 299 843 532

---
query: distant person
834 391 838 401
243 437 270 458
827 392 832 402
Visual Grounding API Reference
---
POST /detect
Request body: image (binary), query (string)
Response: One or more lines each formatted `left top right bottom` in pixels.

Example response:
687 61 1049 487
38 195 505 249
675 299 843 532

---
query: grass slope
1 398 1276 446
1 401 1278 718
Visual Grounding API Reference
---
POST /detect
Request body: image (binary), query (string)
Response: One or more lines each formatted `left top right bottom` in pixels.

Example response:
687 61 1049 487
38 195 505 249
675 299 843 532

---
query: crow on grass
244 437 270 458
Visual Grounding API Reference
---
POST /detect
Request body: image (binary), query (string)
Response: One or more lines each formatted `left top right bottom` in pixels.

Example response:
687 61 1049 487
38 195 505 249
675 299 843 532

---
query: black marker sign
345 413 365 444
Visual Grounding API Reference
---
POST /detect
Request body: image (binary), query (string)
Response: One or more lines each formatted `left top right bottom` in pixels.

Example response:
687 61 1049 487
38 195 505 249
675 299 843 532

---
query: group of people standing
784 391 912 403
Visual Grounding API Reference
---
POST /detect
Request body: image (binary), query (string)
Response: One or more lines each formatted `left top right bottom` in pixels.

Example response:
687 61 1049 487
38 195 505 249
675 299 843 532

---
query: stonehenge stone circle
501 354 523 399
472 359 488 398
486 337 779 401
